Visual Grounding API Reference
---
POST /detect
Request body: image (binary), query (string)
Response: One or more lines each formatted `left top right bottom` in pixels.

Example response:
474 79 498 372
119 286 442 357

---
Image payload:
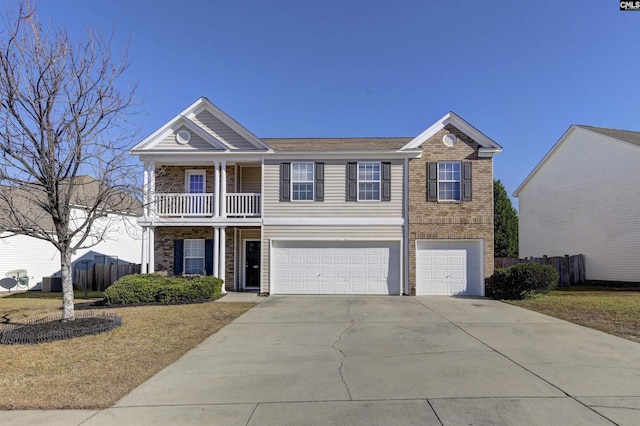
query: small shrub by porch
104 274 223 306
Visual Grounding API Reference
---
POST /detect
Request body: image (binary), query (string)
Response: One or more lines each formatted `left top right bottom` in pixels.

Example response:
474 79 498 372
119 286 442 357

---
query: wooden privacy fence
73 264 141 291
495 255 586 287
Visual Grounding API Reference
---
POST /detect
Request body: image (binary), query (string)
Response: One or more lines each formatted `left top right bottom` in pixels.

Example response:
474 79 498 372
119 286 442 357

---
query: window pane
292 183 313 201
438 182 461 201
185 258 205 275
359 182 380 201
292 163 313 181
189 175 204 193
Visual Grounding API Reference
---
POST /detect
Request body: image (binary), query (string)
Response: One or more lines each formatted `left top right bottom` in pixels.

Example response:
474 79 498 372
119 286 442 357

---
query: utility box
42 276 62 292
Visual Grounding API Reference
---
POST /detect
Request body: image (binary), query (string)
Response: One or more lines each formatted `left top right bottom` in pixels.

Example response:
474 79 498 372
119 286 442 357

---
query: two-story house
131 97 501 296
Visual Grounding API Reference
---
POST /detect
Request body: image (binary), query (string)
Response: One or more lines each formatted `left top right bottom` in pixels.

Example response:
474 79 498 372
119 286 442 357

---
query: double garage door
416 240 483 296
272 240 401 295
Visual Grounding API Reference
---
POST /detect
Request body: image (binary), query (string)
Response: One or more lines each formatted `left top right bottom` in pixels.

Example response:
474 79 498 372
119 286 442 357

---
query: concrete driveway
6 296 640 425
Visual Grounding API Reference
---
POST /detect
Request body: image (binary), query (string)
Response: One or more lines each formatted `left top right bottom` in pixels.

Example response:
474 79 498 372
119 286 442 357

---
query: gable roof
263 137 412 151
401 111 502 157
0 176 141 233
514 124 640 197
131 97 271 153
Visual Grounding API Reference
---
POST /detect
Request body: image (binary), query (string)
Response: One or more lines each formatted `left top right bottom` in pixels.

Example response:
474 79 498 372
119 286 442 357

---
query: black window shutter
462 161 472 201
315 162 324 202
173 239 184 276
280 163 290 202
381 162 391 202
346 162 357 202
427 162 438 202
205 239 214 276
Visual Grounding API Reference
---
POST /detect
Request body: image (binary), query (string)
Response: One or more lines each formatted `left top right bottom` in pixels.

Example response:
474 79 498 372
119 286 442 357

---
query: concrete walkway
3 296 640 425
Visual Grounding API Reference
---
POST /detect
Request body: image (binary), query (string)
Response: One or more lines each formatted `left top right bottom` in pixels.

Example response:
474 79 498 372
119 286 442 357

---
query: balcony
152 193 261 218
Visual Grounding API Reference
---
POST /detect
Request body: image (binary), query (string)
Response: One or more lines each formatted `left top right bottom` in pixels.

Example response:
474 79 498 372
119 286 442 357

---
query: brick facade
155 165 236 194
408 124 494 295
154 226 236 292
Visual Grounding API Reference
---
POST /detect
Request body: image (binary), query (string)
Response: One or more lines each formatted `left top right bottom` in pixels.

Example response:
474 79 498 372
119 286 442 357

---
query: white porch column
143 163 149 216
220 161 227 218
214 161 220 217
141 227 148 273
148 161 156 217
219 226 226 294
213 226 220 277
148 227 155 273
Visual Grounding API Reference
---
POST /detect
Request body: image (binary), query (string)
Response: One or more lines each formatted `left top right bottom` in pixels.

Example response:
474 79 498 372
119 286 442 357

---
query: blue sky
34 0 640 206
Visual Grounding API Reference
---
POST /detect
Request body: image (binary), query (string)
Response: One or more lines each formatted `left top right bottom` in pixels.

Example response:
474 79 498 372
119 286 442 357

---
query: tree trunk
61 250 75 321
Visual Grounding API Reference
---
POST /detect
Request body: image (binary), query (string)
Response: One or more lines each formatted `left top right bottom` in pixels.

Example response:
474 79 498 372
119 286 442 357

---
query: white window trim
291 162 314 202
184 239 205 275
185 169 206 193
437 161 461 203
357 161 381 202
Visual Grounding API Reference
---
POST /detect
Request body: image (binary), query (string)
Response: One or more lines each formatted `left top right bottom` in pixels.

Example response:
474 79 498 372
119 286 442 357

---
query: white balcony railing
152 193 261 218
226 193 261 217
153 193 213 216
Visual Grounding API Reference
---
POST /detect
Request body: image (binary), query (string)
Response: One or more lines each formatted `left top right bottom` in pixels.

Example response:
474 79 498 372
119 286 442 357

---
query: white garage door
272 241 400 295
416 240 483 296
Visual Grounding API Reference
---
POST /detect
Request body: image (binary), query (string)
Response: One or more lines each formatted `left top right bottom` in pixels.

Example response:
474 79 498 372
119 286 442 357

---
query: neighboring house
514 125 640 282
131 97 501 296
0 177 142 291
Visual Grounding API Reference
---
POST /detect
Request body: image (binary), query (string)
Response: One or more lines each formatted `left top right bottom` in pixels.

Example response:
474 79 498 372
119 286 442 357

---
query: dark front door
245 241 261 288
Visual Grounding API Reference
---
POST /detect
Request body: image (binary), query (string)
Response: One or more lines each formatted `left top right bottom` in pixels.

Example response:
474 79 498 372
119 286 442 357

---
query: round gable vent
442 133 457 147
176 129 191 145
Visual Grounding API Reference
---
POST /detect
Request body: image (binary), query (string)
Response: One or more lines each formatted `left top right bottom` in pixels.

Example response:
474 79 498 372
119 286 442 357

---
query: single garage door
272 240 401 295
416 240 483 296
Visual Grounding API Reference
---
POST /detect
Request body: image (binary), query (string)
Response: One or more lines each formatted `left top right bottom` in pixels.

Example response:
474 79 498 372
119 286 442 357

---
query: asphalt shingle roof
577 125 640 147
262 137 413 151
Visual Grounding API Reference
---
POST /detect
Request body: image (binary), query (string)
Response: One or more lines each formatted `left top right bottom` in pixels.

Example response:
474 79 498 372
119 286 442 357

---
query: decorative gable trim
131 97 272 153
189 98 272 151
402 111 502 156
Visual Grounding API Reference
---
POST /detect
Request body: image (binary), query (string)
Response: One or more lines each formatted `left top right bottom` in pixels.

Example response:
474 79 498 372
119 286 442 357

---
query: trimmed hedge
103 274 223 306
488 263 559 300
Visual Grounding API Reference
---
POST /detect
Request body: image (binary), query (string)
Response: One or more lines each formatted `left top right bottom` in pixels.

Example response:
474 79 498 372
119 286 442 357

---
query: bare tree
0 2 140 320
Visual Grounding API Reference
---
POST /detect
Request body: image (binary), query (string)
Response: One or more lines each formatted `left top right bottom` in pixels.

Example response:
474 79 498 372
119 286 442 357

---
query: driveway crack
332 298 355 400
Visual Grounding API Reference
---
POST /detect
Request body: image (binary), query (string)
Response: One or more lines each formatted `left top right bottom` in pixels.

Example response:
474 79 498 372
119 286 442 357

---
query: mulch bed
0 313 122 345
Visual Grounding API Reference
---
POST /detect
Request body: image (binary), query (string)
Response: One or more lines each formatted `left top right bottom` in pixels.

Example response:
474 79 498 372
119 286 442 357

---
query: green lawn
506 286 640 343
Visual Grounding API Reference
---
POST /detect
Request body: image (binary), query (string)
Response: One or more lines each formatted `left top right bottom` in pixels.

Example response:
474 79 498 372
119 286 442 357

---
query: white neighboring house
0 179 142 292
514 125 640 282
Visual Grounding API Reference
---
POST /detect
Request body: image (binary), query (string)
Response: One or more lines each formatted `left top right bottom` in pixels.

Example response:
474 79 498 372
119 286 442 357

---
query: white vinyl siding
264 159 403 218
155 126 217 151
191 110 259 150
0 210 141 291
262 225 403 294
518 127 640 282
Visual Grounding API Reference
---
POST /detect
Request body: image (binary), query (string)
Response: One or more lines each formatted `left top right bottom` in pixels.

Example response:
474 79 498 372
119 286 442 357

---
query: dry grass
507 287 640 343
0 292 254 409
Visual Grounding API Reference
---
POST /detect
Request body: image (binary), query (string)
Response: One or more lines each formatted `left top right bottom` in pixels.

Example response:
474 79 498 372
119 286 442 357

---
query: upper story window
280 162 324 202
438 162 461 201
346 162 391 202
185 170 206 193
291 162 314 201
358 162 381 201
427 161 472 202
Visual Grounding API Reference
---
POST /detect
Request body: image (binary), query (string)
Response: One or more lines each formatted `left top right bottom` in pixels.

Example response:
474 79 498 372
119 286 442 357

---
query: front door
244 240 261 289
